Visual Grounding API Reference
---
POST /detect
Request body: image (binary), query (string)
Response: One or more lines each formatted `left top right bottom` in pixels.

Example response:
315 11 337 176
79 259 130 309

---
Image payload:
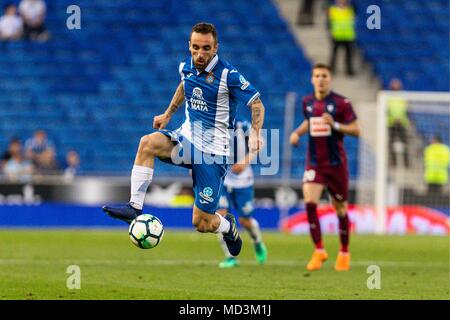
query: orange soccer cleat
306 250 328 271
334 252 351 271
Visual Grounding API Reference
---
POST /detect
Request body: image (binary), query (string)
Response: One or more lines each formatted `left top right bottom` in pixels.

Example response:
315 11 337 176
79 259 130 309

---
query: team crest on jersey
327 104 334 112
239 75 250 90
190 87 208 112
205 72 214 84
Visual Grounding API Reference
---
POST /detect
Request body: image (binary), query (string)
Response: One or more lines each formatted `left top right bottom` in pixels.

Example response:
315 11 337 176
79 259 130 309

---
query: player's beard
194 56 212 71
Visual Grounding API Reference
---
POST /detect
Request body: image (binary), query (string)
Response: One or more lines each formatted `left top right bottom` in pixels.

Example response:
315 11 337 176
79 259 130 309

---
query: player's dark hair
433 135 442 143
190 22 218 44
312 63 332 74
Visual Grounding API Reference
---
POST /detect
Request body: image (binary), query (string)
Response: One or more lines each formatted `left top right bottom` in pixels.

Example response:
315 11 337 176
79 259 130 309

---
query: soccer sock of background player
218 217 261 257
306 203 324 250
337 214 350 253
244 217 263 244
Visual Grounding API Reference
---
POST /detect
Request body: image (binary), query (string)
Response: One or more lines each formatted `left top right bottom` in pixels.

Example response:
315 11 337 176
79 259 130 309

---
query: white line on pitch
0 259 447 268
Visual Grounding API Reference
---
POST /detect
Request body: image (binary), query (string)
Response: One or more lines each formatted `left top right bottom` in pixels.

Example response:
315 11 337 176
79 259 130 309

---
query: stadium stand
409 110 450 146
355 0 449 92
0 0 363 179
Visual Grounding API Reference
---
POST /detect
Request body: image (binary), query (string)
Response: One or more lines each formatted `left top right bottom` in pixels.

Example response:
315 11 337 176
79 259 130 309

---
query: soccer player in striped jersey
102 23 265 258
290 63 360 271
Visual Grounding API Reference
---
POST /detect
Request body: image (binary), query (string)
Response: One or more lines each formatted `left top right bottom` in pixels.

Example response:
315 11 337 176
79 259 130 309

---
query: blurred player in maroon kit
290 63 360 271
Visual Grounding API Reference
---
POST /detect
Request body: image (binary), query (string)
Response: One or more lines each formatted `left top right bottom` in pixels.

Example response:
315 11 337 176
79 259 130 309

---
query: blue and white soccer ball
128 214 164 249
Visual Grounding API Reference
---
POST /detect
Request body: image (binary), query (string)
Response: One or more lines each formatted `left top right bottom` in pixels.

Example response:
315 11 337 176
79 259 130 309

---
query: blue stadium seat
356 0 449 92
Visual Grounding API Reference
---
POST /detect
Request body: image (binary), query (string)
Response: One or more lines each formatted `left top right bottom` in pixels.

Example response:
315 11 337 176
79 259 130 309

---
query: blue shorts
218 185 254 218
158 129 229 214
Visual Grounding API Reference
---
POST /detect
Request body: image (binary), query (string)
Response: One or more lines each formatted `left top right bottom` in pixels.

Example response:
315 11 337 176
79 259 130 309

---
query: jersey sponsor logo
190 87 208 112
239 75 250 90
309 117 332 137
199 187 214 203
229 69 238 74
306 105 313 113
303 169 316 182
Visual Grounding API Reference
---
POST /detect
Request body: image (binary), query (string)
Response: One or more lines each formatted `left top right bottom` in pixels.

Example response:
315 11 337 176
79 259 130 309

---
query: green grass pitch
0 229 448 300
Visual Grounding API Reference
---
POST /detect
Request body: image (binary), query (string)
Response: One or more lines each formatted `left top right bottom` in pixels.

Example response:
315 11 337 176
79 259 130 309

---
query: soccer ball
128 214 164 249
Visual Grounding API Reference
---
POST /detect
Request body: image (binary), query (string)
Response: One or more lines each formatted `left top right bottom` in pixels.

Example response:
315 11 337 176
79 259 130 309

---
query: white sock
247 217 262 244
214 213 230 234
129 165 153 210
217 233 232 258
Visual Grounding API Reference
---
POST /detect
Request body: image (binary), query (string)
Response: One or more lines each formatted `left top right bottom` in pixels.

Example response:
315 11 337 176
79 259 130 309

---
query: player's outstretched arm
249 97 265 153
153 82 185 129
290 120 309 146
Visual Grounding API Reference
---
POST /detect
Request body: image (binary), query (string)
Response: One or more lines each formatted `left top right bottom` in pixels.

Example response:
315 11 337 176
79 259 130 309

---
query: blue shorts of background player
217 185 267 268
219 185 255 218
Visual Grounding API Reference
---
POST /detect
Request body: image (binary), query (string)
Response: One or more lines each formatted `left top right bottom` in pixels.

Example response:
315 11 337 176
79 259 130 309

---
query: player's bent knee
192 214 205 231
192 215 201 227
193 219 208 233
139 134 166 158
139 135 154 155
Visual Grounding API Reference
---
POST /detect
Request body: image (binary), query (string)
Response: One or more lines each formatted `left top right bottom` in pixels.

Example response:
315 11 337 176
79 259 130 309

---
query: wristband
333 122 341 130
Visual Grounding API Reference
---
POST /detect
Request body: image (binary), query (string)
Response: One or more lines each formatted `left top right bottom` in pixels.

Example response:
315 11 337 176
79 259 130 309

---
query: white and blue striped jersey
224 120 254 189
177 54 260 156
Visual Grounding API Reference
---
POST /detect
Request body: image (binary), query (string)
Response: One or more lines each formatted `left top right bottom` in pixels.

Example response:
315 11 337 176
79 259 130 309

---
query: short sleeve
227 69 260 106
342 98 357 124
179 62 186 81
302 98 307 119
